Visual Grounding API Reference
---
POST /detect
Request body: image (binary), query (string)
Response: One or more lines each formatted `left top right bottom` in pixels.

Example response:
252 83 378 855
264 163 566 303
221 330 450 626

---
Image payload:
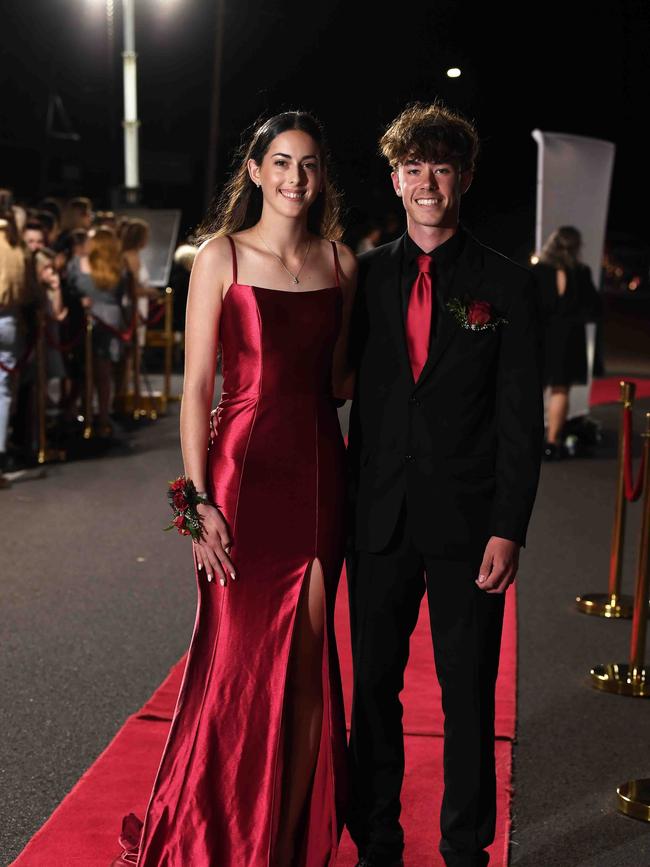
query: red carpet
590 376 650 406
12 571 516 866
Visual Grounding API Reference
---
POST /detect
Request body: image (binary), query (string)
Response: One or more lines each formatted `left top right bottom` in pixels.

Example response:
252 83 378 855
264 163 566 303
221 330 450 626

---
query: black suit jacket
348 229 544 557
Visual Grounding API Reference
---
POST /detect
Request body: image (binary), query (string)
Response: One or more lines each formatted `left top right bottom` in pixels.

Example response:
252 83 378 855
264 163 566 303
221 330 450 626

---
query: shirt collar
403 225 466 269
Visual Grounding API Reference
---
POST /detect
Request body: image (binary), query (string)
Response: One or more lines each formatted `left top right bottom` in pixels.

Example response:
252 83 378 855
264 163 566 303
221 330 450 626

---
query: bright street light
121 0 139 202
84 0 140 201
446 67 462 79
85 0 217 206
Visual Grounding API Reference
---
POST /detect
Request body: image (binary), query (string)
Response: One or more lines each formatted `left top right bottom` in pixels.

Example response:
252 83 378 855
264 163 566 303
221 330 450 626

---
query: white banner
531 130 616 416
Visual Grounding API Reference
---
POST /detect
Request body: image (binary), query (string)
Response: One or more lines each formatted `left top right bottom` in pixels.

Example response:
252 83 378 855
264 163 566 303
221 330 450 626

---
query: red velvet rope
138 303 166 327
623 406 646 502
45 330 85 352
44 316 86 352
1 298 167 376
90 310 136 343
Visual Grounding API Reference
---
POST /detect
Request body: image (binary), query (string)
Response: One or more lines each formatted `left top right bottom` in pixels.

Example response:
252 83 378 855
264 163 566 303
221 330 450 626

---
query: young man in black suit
347 103 544 867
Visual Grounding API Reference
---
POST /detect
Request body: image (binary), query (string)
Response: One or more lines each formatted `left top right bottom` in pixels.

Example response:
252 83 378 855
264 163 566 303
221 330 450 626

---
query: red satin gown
123 237 348 867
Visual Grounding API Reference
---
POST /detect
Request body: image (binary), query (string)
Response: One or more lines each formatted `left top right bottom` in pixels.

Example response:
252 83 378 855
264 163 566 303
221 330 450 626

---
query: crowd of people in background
0 183 603 491
0 189 196 490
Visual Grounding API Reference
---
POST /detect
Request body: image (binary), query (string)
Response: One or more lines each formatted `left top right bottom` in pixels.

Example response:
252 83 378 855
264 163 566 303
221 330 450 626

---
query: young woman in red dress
113 111 356 867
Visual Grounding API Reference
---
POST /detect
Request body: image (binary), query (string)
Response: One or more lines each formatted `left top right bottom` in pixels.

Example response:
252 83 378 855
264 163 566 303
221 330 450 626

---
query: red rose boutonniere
447 297 508 332
164 475 208 541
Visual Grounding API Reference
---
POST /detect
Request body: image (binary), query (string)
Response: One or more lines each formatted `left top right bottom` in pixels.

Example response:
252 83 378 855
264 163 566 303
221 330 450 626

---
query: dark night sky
1 0 648 261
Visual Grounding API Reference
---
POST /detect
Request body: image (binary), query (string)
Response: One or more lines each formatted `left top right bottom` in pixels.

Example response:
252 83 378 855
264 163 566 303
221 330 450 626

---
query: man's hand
476 536 520 593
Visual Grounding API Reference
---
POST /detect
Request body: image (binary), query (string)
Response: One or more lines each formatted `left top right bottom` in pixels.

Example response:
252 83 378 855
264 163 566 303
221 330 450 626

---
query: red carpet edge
12 572 517 867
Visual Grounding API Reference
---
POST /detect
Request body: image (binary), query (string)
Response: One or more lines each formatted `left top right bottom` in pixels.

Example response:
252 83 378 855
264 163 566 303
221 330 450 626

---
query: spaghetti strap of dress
226 235 238 284
330 240 341 288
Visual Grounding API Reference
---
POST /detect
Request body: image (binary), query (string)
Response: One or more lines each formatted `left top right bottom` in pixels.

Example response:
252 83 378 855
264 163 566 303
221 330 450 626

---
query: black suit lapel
414 234 485 391
379 234 412 379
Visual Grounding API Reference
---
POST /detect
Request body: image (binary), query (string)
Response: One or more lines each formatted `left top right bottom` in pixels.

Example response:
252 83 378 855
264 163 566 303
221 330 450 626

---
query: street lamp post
205 0 226 209
121 0 140 203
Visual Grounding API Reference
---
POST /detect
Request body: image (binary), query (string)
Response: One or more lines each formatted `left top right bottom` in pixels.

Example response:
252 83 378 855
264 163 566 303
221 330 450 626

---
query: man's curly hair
380 102 479 173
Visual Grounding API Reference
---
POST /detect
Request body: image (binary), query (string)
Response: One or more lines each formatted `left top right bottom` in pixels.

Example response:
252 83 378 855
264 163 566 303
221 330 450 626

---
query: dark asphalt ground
511 398 650 867
2 377 650 866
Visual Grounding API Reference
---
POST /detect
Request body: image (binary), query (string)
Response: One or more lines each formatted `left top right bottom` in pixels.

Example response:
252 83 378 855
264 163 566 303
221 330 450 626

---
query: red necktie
405 253 434 381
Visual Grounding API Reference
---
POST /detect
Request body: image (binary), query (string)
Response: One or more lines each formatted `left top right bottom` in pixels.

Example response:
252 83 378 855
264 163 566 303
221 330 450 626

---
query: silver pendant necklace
257 227 312 285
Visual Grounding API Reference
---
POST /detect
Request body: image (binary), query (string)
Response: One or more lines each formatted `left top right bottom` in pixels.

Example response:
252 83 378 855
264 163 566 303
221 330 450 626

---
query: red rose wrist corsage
164 476 209 542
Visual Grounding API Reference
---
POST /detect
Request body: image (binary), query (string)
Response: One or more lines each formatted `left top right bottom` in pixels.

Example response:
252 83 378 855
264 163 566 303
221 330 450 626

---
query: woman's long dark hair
539 225 583 270
197 111 342 243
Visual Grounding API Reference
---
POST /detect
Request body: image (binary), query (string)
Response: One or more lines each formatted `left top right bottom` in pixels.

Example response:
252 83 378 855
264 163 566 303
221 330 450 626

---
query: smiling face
248 129 323 219
392 158 472 230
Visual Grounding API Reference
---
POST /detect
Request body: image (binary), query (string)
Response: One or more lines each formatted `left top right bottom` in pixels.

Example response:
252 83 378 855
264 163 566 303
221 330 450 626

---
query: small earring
256 182 261 189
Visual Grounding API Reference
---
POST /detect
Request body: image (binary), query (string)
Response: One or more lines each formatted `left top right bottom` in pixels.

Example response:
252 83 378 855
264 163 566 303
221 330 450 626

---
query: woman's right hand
192 503 236 587
209 408 218 445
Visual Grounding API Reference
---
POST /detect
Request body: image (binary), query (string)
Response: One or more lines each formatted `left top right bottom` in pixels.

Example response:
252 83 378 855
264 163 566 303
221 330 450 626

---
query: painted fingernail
230 572 236 581
478 574 486 582
207 573 212 582
198 562 203 571
220 578 226 587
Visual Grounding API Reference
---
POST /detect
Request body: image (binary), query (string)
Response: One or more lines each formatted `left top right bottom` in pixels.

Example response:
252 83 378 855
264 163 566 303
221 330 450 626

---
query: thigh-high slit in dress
117 237 348 867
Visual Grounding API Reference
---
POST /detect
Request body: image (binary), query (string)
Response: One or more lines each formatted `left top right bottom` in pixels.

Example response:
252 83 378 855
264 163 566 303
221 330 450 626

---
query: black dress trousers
347 507 506 867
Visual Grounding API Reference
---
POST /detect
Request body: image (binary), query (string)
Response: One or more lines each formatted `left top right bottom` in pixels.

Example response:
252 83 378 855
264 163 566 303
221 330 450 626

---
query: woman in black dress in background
533 226 601 459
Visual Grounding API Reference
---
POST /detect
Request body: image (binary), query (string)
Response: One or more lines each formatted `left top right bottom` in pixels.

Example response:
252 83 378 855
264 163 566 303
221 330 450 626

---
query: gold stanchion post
36 309 66 462
36 309 47 463
163 286 172 410
139 288 175 415
591 412 650 696
576 380 636 618
113 319 133 416
131 305 146 419
614 426 650 819
83 312 94 439
121 291 165 421
617 779 650 822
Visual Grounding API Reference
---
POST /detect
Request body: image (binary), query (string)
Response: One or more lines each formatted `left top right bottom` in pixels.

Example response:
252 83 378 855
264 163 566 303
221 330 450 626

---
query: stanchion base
115 391 167 420
590 663 649 696
576 592 635 618
617 779 650 822
38 448 67 464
